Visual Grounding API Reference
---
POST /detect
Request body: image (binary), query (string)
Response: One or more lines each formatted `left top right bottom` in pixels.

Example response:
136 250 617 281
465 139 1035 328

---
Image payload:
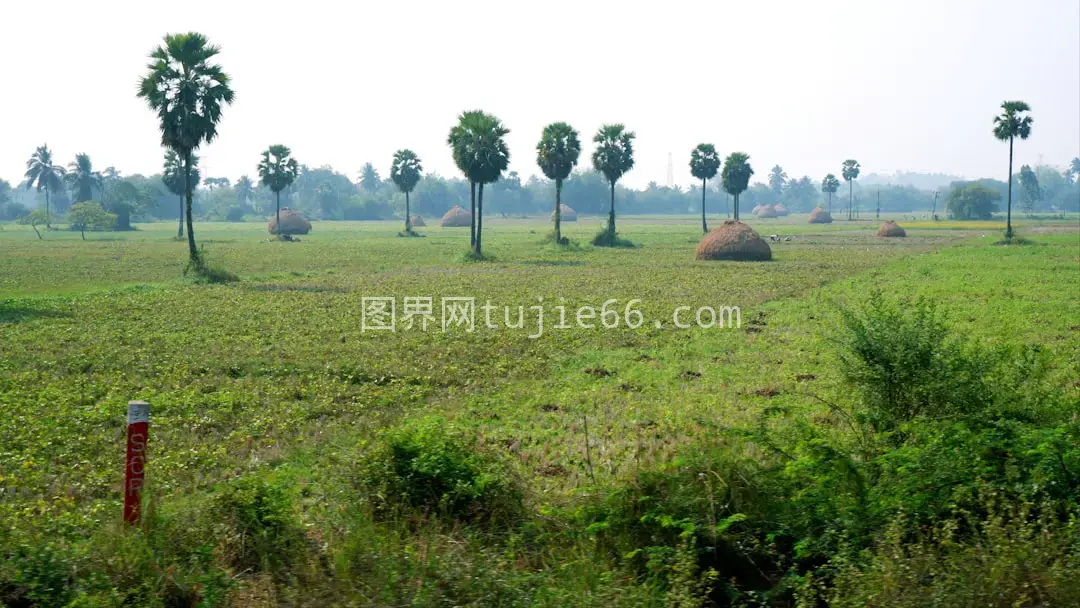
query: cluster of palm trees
24 145 118 229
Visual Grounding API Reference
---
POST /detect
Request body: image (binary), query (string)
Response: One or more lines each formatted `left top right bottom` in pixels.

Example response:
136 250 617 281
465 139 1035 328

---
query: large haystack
410 214 426 227
695 220 773 261
876 220 906 237
550 204 577 222
751 204 764 216
440 205 472 227
757 204 779 218
774 204 790 216
267 208 312 235
808 207 833 224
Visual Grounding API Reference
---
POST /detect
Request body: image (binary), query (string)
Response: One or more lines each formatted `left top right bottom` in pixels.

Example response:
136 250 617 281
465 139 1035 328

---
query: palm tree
65 153 103 203
359 163 380 194
690 144 721 233
821 174 840 212
390 149 423 233
841 160 860 220
993 101 1033 239
24 144 65 228
235 175 254 207
137 32 235 263
163 150 200 238
591 124 636 241
257 145 300 236
536 122 581 245
721 152 754 220
768 165 787 198
448 110 510 254
448 110 485 247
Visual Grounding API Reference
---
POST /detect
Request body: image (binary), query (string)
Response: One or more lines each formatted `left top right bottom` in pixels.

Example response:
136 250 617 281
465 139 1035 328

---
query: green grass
1 215 1077 605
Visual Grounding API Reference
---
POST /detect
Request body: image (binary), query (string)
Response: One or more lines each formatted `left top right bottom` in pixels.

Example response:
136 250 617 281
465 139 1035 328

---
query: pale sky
2 0 1078 189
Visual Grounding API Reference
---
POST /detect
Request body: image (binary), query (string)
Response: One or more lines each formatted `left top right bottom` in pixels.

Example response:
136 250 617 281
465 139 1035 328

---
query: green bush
590 227 634 248
354 419 522 525
211 475 304 573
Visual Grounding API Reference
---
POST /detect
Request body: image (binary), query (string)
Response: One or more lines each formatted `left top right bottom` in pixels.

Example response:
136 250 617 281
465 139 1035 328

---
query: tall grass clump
590 226 635 248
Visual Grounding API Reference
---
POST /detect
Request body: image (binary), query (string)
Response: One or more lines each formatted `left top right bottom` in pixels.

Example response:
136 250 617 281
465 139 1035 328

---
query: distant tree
768 165 787 198
783 176 817 212
235 175 255 206
591 124 636 241
0 179 11 225
68 201 116 239
721 152 754 220
204 177 230 191
992 101 1033 239
24 144 65 228
1018 165 1041 216
537 122 582 244
162 150 200 238
947 183 1000 220
1068 158 1080 185
108 177 157 230
689 143 721 233
258 145 300 235
821 174 841 212
390 149 423 234
449 110 510 255
18 209 50 240
359 163 381 194
138 32 235 263
841 160 861 220
64 153 103 203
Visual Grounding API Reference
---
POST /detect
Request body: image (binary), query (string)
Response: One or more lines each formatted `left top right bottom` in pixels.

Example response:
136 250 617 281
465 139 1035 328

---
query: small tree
68 201 116 239
18 209 50 240
821 174 840 212
258 145 300 237
1018 165 1041 217
591 124 636 242
841 160 861 220
992 101 1033 239
390 149 423 234
947 183 1000 220
690 144 721 233
537 122 582 244
721 152 754 220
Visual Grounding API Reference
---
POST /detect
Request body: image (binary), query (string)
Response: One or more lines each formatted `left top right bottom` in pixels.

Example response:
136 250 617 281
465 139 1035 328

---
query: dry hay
876 220 906 237
773 204 790 216
751 204 764 215
756 204 779 218
550 204 577 222
267 208 312 235
808 207 833 224
409 215 426 227
695 220 773 261
440 205 472 227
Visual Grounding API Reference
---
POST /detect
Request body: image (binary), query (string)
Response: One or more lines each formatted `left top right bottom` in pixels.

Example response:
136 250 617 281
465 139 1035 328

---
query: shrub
354 419 522 525
211 475 304 573
590 227 634 248
225 206 246 222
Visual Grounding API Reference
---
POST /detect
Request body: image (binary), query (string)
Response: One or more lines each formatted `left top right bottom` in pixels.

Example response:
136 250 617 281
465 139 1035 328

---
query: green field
1 216 1078 606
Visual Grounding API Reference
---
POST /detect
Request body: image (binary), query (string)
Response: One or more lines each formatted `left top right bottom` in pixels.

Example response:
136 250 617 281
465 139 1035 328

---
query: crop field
1 215 1079 606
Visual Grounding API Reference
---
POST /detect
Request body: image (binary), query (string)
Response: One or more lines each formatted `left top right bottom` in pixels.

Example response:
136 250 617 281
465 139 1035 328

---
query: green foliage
390 149 422 195
67 201 116 237
23 144 64 225
720 152 753 198
211 475 304 573
768 164 787 196
359 162 381 194
590 226 634 248
354 419 522 524
447 110 511 186
821 174 840 195
947 182 1001 219
16 209 50 239
184 254 239 284
841 159 860 183
161 149 200 197
992 100 1033 142
64 153 103 203
257 145 300 194
537 123 582 182
689 144 721 182
591 124 636 185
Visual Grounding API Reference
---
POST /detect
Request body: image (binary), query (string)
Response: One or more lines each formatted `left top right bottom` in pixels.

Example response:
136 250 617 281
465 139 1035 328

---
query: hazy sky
2 0 1078 189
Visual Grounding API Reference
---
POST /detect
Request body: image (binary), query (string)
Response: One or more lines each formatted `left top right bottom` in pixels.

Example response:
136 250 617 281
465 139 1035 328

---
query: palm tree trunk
184 151 197 262
44 185 51 229
554 178 562 244
848 181 853 220
701 178 708 233
475 182 484 255
80 227 85 240
827 191 832 213
405 191 412 233
608 181 616 239
275 190 281 237
469 181 476 248
734 193 739 221
178 195 184 238
725 193 730 218
1002 136 1010 238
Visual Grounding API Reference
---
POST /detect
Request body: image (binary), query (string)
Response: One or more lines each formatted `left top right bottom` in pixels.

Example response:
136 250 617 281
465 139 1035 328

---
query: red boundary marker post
124 400 150 523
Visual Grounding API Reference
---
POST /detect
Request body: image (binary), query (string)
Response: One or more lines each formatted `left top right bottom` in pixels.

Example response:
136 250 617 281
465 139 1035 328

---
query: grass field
1 214 1078 606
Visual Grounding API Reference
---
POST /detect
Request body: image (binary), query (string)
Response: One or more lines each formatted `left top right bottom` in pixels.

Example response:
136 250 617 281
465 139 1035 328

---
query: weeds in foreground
184 255 240 284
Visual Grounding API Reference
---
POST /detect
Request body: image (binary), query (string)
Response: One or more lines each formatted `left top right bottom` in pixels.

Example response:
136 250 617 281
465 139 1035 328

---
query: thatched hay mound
774 204 790 217
695 220 773 261
808 207 833 224
876 220 906 237
268 208 312 235
440 205 472 227
551 204 577 222
757 204 779 218
410 215 426 227
751 204 764 216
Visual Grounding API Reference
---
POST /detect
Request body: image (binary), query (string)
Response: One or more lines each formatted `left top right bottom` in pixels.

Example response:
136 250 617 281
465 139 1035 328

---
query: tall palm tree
359 163 381 194
137 32 235 263
24 144 65 228
448 110 510 254
720 152 754 220
768 165 787 198
690 144 721 233
821 174 840 212
993 101 1033 239
536 122 581 245
448 110 486 248
257 145 300 236
65 153 103 203
235 175 255 207
390 149 423 233
841 160 860 220
163 150 200 238
591 124 636 241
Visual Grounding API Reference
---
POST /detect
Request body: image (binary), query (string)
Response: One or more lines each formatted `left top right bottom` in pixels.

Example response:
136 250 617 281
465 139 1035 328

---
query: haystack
774 204 790 217
808 207 833 224
409 214 426 227
550 204 577 222
751 204 764 216
695 220 773 261
876 220 906 237
757 204 779 218
268 208 312 235
440 205 472 227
